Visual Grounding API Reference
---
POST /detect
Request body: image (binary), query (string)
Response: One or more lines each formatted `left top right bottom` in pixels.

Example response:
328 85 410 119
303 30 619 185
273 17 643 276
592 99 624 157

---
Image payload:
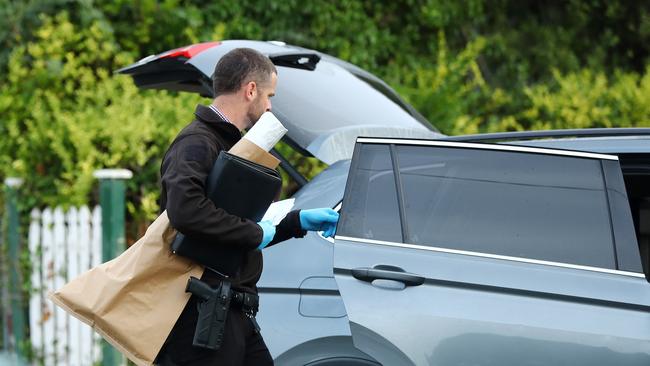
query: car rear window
339 142 618 270
271 61 429 149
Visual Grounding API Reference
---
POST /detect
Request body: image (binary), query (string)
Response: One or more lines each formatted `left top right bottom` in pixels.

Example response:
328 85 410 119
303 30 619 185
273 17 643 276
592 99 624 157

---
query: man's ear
244 81 257 101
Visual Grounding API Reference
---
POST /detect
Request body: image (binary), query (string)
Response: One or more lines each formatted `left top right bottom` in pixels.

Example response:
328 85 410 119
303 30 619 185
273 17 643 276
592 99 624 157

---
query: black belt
230 289 261 332
230 290 259 314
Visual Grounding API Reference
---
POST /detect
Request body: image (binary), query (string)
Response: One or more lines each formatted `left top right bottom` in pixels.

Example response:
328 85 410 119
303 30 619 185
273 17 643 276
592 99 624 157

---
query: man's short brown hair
212 48 277 97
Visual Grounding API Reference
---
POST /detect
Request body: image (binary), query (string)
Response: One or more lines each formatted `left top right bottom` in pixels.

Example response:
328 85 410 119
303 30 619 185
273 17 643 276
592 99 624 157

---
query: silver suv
121 41 650 365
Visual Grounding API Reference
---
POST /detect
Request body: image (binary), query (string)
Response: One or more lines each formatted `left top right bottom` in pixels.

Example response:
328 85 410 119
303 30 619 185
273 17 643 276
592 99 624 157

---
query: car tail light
158 41 221 59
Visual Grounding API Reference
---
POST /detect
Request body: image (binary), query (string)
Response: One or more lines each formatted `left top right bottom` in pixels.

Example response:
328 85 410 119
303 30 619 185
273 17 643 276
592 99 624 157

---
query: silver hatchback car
120 41 650 365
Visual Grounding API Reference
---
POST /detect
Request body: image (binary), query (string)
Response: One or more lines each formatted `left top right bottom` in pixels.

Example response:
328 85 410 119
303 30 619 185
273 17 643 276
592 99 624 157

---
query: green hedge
1 1 649 240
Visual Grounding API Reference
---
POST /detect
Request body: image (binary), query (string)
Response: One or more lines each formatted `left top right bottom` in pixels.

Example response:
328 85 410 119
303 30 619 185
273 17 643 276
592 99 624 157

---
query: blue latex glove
299 208 339 238
257 220 276 250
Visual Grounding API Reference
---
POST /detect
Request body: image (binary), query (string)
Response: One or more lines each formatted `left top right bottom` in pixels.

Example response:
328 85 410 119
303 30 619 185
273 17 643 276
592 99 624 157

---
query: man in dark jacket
156 48 338 365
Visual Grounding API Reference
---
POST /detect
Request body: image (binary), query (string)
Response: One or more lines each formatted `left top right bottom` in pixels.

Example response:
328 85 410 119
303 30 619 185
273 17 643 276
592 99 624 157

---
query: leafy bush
0 12 204 235
389 32 650 135
520 67 650 130
0 1 649 236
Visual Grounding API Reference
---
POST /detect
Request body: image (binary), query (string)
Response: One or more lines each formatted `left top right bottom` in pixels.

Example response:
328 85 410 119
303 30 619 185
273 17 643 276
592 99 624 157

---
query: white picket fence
28 205 103 366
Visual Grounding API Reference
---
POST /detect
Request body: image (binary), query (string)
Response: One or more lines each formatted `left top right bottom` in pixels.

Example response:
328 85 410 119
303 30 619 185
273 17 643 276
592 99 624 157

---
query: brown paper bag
49 211 204 366
228 138 280 169
50 139 279 365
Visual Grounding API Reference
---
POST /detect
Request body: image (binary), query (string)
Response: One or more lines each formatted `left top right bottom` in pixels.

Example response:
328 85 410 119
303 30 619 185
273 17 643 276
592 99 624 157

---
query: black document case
171 151 282 276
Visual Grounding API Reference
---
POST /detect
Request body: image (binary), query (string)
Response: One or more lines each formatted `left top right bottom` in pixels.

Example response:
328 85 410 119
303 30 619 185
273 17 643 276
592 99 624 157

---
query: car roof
511 136 650 154
443 128 650 155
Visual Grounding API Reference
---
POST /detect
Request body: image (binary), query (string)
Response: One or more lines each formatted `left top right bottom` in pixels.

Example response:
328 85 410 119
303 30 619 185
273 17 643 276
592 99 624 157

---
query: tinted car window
338 144 402 243
395 145 616 269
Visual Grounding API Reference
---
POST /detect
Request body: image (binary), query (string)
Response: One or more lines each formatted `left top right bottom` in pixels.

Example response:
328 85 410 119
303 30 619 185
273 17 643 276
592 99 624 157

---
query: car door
333 138 650 366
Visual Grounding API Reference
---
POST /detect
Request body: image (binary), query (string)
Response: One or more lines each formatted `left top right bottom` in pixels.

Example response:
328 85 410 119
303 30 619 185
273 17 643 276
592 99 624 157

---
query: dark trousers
157 295 273 366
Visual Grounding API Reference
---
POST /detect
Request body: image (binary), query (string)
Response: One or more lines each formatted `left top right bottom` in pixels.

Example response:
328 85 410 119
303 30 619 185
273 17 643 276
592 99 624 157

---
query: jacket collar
194 104 242 143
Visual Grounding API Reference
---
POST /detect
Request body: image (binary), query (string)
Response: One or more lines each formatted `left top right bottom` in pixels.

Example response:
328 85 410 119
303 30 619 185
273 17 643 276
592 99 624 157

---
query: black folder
171 151 282 277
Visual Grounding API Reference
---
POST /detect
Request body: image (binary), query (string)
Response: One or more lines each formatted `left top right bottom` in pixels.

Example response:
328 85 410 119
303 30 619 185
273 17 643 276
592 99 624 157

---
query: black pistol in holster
185 276 231 350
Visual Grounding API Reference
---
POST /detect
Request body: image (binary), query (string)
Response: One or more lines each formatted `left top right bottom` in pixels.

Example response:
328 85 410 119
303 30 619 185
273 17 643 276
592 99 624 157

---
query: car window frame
337 137 645 277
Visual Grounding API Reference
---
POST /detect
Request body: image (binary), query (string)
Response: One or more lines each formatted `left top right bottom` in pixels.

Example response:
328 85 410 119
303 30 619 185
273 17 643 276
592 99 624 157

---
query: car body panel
333 239 650 365
298 276 346 318
256 275 352 360
335 239 650 365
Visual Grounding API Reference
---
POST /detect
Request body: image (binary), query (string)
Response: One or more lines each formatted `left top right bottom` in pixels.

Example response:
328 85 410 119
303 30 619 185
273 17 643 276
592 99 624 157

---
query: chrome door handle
351 267 425 287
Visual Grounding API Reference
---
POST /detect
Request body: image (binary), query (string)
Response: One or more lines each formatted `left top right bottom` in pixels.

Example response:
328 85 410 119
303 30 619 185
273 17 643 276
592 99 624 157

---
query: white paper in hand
244 112 288 152
262 198 296 225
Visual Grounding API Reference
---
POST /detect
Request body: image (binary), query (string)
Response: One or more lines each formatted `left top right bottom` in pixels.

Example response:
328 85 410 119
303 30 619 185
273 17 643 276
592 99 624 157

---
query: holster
185 276 231 350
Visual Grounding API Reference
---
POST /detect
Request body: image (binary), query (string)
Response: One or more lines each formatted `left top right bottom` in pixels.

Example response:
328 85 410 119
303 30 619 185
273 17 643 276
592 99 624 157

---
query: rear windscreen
271 61 429 149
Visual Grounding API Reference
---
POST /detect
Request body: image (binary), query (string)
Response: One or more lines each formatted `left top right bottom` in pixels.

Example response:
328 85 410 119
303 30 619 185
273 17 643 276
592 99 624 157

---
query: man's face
246 72 277 128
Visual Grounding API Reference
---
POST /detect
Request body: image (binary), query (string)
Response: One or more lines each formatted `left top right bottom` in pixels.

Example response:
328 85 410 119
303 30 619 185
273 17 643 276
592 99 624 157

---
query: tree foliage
1 0 649 235
0 10 202 228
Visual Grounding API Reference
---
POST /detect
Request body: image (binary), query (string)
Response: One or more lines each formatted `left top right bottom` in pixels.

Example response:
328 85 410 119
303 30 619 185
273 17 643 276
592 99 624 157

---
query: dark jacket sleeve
162 134 263 251
268 210 307 247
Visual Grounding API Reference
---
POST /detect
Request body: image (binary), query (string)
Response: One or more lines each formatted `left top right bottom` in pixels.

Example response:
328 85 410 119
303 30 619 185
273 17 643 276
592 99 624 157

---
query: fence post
93 169 132 366
4 177 26 356
0 186 6 351
0 182 9 350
